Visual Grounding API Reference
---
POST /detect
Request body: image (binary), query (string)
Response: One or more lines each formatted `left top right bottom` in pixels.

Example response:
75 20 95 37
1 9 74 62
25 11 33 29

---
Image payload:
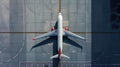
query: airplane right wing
32 30 56 40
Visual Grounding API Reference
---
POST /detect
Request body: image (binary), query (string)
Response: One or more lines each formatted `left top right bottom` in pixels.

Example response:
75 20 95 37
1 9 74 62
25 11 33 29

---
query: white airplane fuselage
57 13 63 59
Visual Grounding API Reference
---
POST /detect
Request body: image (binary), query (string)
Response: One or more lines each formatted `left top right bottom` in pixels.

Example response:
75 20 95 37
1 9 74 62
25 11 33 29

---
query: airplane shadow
52 36 61 67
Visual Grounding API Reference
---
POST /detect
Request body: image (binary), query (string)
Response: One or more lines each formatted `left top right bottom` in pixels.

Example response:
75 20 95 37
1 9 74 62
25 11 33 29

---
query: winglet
32 37 35 41
83 38 86 41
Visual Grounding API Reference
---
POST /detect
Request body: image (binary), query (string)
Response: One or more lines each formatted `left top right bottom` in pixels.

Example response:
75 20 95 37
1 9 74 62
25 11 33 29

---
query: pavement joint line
0 32 120 34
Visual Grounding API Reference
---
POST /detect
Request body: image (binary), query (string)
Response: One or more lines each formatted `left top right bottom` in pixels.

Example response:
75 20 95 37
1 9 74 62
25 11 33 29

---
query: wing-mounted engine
51 26 56 31
64 26 69 31
51 21 58 31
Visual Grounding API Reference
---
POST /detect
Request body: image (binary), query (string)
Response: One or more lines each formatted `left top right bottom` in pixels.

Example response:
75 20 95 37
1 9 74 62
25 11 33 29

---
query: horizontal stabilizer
50 54 58 59
62 54 70 59
50 54 70 59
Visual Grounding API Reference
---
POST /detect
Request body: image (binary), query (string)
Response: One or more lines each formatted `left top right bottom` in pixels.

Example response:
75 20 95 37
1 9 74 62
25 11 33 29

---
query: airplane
30 0 85 60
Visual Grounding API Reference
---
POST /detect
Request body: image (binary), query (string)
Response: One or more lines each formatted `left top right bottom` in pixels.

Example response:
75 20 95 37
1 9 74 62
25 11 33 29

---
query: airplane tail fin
50 54 70 59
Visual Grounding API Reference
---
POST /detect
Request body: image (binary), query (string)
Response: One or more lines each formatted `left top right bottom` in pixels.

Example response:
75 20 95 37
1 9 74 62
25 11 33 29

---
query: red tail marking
58 49 62 56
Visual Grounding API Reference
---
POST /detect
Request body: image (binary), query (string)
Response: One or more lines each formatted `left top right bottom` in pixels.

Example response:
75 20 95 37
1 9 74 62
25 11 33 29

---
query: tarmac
0 0 91 67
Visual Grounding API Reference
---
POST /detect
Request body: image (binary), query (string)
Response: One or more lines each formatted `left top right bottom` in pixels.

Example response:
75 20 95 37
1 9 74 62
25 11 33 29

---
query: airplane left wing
32 30 56 40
